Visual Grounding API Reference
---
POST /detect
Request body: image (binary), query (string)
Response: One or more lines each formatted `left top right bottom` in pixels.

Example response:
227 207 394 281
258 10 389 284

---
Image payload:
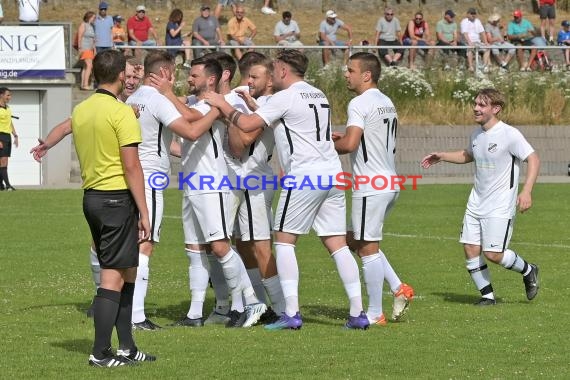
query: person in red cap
507 10 537 71
538 0 557 44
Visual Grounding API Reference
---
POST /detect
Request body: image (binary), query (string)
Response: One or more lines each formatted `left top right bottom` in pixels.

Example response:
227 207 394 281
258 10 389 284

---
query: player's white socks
187 249 209 319
378 250 402 294
206 253 230 313
247 268 268 304
274 242 299 317
90 246 100 290
331 246 363 317
500 249 532 275
132 253 149 323
466 255 494 299
218 248 246 305
262 275 285 314
361 253 384 320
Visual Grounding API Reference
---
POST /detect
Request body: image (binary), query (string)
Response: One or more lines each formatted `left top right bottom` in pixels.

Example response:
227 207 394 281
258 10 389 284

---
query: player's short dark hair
476 88 506 110
93 50 126 85
203 51 237 82
275 49 308 77
144 50 174 76
238 51 270 78
0 87 10 96
349 52 381 83
191 57 223 88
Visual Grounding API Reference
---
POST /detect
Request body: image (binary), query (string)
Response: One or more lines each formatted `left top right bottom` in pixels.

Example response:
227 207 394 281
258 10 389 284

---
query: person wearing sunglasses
127 5 158 58
402 11 435 70
374 8 403 67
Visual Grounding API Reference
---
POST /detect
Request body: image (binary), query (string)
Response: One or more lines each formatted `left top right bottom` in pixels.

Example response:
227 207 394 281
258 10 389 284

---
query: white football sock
378 250 402 294
262 275 285 314
331 246 363 317
466 255 494 299
274 242 299 317
500 249 529 274
241 264 259 306
361 253 384 320
206 253 229 311
187 249 209 319
247 268 268 304
132 253 149 323
218 248 246 312
90 246 100 290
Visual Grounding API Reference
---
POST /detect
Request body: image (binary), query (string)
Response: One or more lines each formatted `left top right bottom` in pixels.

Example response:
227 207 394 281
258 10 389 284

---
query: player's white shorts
228 189 243 237
237 188 274 241
144 170 164 243
350 192 399 241
274 186 346 236
459 214 514 253
182 192 231 244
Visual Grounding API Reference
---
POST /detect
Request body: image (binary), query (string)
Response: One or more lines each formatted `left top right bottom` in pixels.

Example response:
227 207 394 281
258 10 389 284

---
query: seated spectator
485 13 515 70
507 10 538 71
557 20 570 70
165 8 192 67
192 5 225 58
402 11 435 70
112 15 127 50
374 7 403 66
318 10 353 66
274 11 303 48
460 8 491 72
436 9 465 69
227 5 256 60
127 5 158 58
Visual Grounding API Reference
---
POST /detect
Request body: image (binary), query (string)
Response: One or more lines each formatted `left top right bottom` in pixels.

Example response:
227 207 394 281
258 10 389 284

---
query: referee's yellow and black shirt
71 89 141 191
0 104 12 134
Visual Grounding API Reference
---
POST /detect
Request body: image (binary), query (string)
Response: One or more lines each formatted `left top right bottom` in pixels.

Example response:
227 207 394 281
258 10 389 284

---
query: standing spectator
17 0 47 23
460 8 491 73
0 87 18 191
539 0 557 44
214 0 236 20
436 10 463 70
227 5 256 60
557 20 570 70
421 88 540 307
94 1 113 54
374 7 403 67
507 10 538 71
319 10 353 66
165 8 192 67
261 1 276 15
192 4 225 58
72 49 155 367
127 5 158 58
402 11 435 70
0 3 4 24
273 11 303 48
485 13 515 70
78 11 96 91
112 15 128 51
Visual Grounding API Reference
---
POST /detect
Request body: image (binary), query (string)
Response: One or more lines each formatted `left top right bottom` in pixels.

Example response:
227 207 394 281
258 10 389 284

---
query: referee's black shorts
83 189 139 269
0 133 12 157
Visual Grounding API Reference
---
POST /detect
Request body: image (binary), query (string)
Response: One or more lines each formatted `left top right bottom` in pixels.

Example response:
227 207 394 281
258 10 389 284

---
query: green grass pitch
1 184 569 378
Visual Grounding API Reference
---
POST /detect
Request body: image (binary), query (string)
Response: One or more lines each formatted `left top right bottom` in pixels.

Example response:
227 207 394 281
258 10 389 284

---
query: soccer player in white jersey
125 51 220 330
149 56 267 328
333 52 414 324
421 88 540 305
204 49 368 330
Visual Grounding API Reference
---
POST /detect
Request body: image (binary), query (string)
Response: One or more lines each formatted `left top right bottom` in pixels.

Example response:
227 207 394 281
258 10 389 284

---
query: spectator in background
94 1 113 54
274 11 303 48
374 7 403 67
112 15 128 52
227 5 256 60
319 10 353 66
538 0 557 44
18 0 47 24
214 0 236 20
485 13 515 71
165 8 192 67
460 8 490 73
261 1 277 15
78 11 96 90
127 5 158 58
557 20 570 70
0 3 4 24
436 9 463 70
192 4 225 58
402 11 435 70
507 10 538 71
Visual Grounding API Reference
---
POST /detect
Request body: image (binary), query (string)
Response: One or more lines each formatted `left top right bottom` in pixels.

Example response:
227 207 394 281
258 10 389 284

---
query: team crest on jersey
488 143 498 153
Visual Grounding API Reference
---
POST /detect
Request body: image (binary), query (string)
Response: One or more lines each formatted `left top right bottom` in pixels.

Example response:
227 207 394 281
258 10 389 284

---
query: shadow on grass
301 304 348 326
432 292 506 305
51 338 92 354
152 300 194 322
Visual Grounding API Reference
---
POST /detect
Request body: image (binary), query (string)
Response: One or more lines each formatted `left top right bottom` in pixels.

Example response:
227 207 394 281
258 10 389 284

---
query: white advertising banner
0 26 66 79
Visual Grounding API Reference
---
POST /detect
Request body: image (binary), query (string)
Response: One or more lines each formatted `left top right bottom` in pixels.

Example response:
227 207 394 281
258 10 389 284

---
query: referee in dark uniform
71 49 155 367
